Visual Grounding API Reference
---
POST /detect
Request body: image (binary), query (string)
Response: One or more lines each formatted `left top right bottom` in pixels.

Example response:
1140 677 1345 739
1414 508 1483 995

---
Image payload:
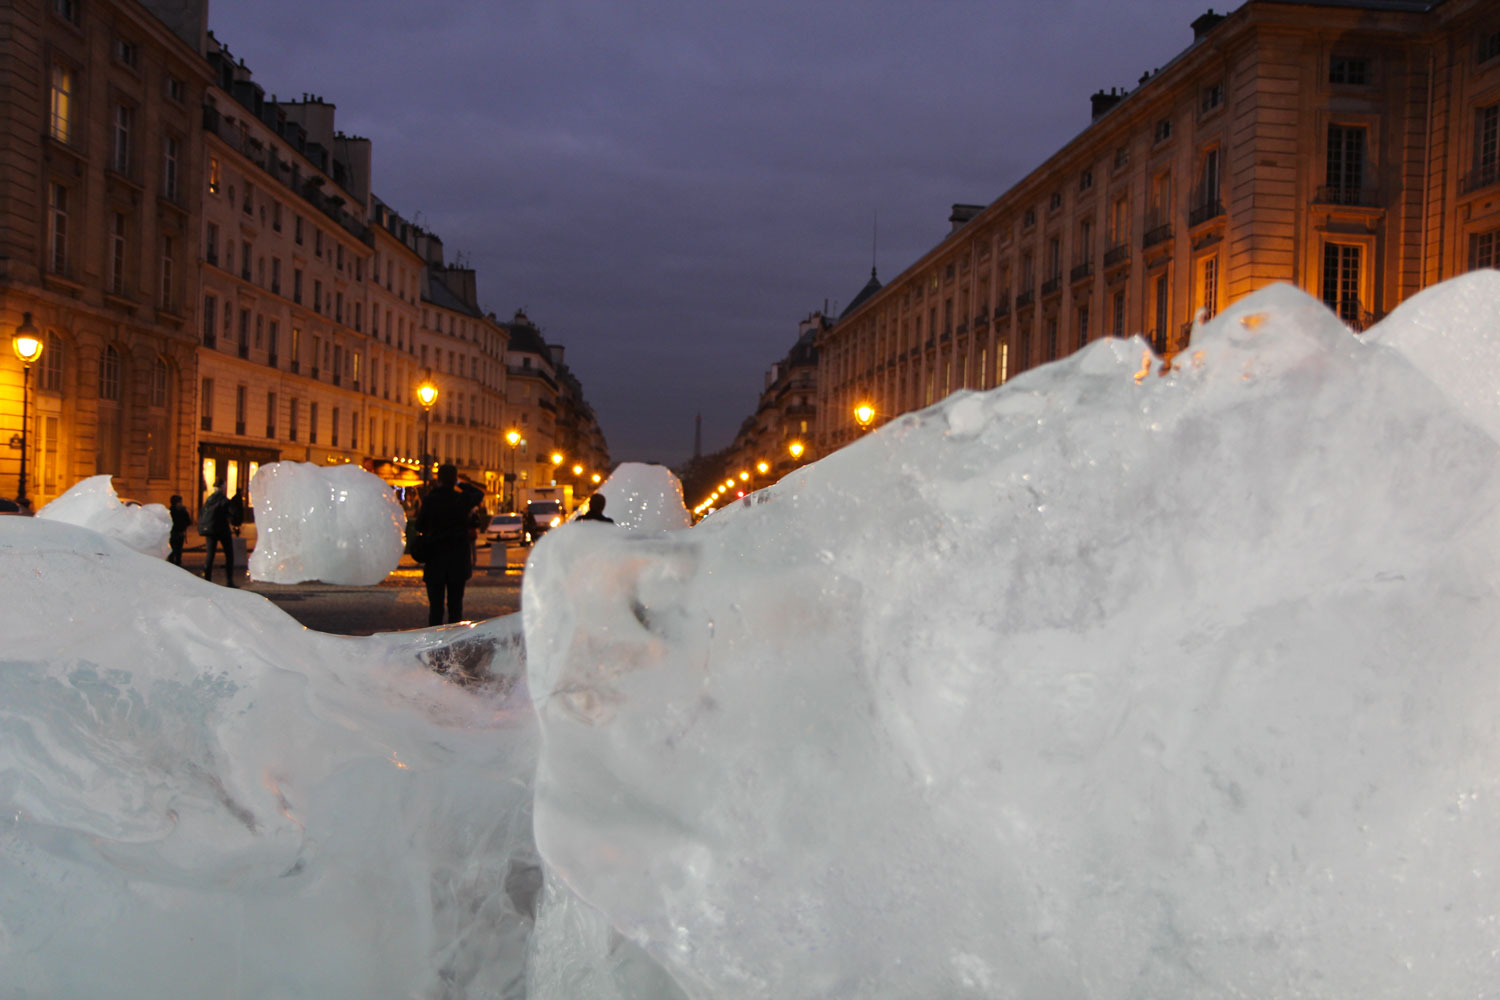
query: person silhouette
577 493 614 523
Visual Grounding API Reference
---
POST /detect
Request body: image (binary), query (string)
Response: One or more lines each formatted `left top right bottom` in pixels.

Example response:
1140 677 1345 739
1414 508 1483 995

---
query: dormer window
1329 56 1371 85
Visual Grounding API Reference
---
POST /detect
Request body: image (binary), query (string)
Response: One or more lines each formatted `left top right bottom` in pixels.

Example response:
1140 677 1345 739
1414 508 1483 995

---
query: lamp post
11 313 42 505
504 428 521 510
416 374 438 488
854 402 876 431
788 441 805 462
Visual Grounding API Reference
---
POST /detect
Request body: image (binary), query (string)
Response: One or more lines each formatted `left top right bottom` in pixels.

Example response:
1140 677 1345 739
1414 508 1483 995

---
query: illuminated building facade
818 0 1500 451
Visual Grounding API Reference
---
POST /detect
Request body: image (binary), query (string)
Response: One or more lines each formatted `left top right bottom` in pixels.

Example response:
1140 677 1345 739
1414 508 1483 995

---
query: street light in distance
854 402 876 430
788 441 805 461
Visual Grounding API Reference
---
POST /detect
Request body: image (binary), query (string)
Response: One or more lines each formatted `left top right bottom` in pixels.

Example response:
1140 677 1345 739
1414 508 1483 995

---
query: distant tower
694 413 702 460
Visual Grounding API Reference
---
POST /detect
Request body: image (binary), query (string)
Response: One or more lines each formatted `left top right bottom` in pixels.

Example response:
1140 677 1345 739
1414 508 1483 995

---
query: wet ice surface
35 473 170 558
247 461 406 585
590 462 692 531
5 275 1500 997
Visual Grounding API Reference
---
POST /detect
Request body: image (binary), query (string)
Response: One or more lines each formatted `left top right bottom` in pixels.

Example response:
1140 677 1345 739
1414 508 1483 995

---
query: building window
167 76 185 103
1023 207 1036 229
208 157 220 194
1076 304 1090 350
1479 30 1500 65
40 333 63 392
162 135 180 201
310 403 319 444
271 258 281 295
238 309 250 357
1113 145 1129 171
108 212 127 295
268 320 279 366
113 38 140 68
1153 272 1170 354
1471 228 1498 270
48 183 68 274
1049 191 1063 212
160 236 175 310
1112 289 1126 338
295 215 303 245
288 398 299 441
1321 243 1363 326
49 65 74 143
266 392 277 439
1472 105 1499 192
111 103 133 174
1326 124 1367 203
150 357 169 408
1079 169 1093 192
1154 118 1173 143
53 0 79 24
99 345 121 401
242 182 253 215
1199 255 1219 321
313 279 322 314
1329 56 1370 86
200 378 215 432
293 269 303 304
205 222 218 266
235 385 247 436
240 241 251 282
202 294 217 347
1201 81 1224 114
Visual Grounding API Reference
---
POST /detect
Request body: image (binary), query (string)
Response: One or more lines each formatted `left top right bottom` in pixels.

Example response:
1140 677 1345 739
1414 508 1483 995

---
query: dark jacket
199 490 233 537
169 503 192 538
415 482 483 579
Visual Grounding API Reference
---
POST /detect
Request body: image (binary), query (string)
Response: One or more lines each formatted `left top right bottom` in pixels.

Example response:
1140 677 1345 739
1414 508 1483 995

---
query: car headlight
549 515 562 528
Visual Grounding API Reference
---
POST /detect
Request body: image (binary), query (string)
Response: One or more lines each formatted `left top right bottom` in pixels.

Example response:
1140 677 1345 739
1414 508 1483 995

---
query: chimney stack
1091 87 1125 121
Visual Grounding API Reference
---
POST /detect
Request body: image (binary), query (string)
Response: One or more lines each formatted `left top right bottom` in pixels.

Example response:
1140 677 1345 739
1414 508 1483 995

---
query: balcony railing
1040 276 1061 297
973 308 990 327
994 294 1011 318
1103 243 1130 267
1015 288 1035 309
1142 223 1173 249
1461 160 1499 196
1069 260 1093 283
267 353 278 369
1188 199 1224 227
1315 185 1380 208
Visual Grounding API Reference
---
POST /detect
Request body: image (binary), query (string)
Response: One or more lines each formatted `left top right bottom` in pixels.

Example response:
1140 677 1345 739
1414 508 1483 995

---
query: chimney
1091 87 1124 121
1192 9 1226 40
949 204 984 234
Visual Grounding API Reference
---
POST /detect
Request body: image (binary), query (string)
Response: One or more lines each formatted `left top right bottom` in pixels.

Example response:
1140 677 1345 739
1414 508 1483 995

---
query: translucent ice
35 473 170 558
247 461 406 585
0 516 537 998
588 462 691 532
525 280 1500 998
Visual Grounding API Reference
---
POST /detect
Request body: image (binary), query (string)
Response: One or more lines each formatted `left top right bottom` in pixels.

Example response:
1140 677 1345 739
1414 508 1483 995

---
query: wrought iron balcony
1070 261 1094 283
1461 161 1499 196
1188 199 1224 227
1142 223 1173 249
1015 288 1035 309
1103 243 1130 267
1040 276 1062 297
1315 185 1380 208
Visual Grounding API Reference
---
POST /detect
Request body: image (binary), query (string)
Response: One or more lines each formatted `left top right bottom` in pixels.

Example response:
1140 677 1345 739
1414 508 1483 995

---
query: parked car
486 512 525 545
524 500 564 544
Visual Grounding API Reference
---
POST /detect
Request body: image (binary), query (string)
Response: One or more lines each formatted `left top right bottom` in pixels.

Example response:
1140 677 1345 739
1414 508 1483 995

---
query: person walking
198 481 238 587
414 464 484 626
167 494 191 565
577 493 614 523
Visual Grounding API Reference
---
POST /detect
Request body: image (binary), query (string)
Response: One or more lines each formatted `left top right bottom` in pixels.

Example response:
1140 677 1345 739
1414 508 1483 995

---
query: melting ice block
590 462 691 532
247 461 406 585
36 473 170 558
0 515 537 999
525 281 1500 998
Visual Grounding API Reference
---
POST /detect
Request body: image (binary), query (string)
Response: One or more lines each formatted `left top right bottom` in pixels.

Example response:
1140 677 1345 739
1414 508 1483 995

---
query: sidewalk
178 540 527 590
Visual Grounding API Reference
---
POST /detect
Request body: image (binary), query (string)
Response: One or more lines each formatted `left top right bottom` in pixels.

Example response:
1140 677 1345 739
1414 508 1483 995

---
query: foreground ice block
36 473 170 558
525 279 1500 998
0 516 537 999
247 461 406 585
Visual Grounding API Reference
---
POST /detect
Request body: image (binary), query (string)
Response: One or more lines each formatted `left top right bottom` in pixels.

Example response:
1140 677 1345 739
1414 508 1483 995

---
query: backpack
197 493 224 537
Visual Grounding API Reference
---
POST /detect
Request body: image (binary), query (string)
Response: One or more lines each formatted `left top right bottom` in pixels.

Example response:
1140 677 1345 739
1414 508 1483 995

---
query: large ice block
35 474 170 558
247 461 406 585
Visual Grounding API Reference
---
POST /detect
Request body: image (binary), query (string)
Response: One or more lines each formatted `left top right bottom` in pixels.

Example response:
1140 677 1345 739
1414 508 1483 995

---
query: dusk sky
208 0 1216 466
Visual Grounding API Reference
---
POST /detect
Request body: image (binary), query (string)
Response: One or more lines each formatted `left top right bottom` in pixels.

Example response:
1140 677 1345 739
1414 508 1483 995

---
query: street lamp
11 313 42 505
504 428 521 509
572 463 583 477
854 402 876 430
756 461 769 475
788 441 805 461
416 375 438 488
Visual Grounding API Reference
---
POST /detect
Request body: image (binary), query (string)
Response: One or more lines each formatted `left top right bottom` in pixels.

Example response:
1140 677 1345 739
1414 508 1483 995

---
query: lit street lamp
788 441 805 461
504 428 521 510
416 375 438 488
854 402 876 431
11 313 42 505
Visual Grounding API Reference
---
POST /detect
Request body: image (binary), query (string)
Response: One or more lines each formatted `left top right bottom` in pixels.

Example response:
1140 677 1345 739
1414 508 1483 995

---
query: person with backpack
167 495 192 566
198 481 238 587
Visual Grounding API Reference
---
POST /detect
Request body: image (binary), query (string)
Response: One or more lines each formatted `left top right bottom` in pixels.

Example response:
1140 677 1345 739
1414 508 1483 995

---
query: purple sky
208 0 1215 466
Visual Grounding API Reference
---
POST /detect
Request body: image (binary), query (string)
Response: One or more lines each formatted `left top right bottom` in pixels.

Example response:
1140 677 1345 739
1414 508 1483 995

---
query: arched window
99 345 121 401
150 356 169 407
40 331 64 392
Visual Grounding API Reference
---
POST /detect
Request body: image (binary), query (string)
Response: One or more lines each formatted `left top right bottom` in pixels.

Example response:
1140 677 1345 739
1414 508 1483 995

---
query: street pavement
177 540 525 636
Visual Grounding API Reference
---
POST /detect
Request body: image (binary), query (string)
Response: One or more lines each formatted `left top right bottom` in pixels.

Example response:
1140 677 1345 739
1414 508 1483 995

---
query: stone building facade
0 0 211 506
817 0 1500 453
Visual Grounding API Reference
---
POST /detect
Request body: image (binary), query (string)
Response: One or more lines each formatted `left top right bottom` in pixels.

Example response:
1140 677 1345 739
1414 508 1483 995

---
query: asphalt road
177 541 526 636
